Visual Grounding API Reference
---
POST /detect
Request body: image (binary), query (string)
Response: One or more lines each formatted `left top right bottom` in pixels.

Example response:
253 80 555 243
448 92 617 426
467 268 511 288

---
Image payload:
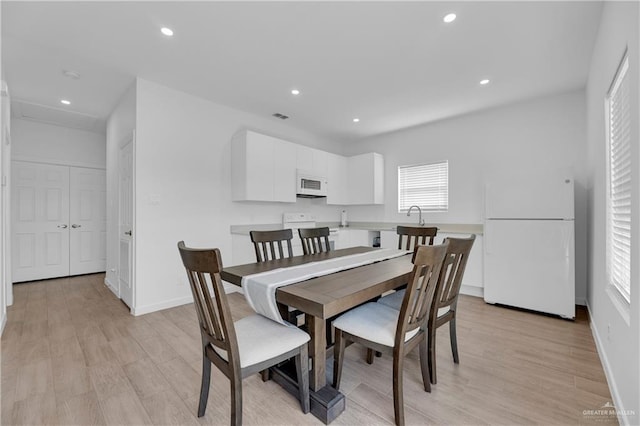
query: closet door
12 161 70 282
69 167 106 275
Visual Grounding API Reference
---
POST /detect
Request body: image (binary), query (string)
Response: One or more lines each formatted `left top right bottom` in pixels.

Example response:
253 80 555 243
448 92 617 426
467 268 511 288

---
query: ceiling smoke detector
272 113 289 120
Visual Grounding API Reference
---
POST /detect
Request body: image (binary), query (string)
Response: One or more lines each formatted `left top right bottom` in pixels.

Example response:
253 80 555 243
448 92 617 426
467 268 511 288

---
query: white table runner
241 248 410 325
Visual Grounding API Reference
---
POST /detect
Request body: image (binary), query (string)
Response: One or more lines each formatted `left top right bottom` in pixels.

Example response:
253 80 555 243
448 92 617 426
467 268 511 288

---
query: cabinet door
245 132 275 201
380 230 398 249
326 153 348 205
273 139 296 203
296 145 313 172
312 149 328 176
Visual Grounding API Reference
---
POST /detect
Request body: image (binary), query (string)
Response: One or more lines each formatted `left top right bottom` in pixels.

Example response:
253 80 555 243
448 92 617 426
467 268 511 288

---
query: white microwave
296 170 327 198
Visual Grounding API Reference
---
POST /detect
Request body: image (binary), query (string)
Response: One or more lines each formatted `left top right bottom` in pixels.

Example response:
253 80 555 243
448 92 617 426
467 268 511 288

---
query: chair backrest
177 241 240 369
250 229 294 262
432 235 476 314
298 227 331 255
395 243 448 347
397 226 438 251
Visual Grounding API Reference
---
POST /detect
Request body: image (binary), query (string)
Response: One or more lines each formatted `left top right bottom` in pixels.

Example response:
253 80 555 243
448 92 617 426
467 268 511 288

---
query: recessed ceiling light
353 118 360 123
443 13 457 23
161 27 174 36
60 99 71 105
291 89 300 95
480 79 490 85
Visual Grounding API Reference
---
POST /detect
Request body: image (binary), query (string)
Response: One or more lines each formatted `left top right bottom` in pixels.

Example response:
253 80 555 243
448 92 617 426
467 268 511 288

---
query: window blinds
607 54 631 301
398 161 448 211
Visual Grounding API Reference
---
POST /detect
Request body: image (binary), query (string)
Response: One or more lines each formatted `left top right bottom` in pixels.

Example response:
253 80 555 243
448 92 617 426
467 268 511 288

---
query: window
398 161 448 212
606 52 631 302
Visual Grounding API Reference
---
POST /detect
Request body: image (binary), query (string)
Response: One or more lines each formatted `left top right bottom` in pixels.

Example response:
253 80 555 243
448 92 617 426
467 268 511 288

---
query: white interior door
119 138 134 308
69 167 106 275
12 161 70 282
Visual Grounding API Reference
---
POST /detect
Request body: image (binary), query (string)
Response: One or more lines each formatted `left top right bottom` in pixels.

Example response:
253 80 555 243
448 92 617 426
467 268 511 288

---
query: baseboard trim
586 302 630 426
104 277 119 297
132 295 194 316
460 284 483 298
0 312 6 337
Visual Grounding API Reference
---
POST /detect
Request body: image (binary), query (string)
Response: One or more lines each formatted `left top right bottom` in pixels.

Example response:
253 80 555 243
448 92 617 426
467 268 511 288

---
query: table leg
307 314 326 391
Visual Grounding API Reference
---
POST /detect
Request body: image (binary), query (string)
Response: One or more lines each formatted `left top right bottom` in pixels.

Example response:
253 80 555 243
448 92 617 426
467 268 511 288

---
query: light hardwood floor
1 273 616 425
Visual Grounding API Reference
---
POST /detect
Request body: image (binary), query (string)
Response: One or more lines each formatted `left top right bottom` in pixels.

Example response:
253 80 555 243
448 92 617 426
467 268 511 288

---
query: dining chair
377 235 476 384
250 229 303 327
332 243 448 426
396 225 438 251
298 227 331 255
250 229 294 262
177 241 310 425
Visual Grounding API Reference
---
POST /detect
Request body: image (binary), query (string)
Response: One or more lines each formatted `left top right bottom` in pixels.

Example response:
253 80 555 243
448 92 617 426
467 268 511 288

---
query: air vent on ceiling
272 113 289 120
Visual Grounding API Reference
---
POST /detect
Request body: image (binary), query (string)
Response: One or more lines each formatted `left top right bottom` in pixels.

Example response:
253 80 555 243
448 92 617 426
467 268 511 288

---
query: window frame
397 160 449 213
605 50 631 304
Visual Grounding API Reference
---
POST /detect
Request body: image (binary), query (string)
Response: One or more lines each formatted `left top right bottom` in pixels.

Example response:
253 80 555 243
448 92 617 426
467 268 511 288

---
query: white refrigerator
483 171 575 319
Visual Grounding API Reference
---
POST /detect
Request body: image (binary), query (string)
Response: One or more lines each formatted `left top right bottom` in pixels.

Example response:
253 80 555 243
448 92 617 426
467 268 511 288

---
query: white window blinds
398 161 448 212
607 53 631 302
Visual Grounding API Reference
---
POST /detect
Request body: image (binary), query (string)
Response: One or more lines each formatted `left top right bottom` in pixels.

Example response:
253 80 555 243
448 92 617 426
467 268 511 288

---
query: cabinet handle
125 230 132 236
71 224 81 229
57 224 68 229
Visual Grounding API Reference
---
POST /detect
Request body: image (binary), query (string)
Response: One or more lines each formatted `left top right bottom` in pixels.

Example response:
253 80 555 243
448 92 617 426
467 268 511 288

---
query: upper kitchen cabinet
326 152 348 205
296 145 328 176
231 130 296 203
347 152 384 205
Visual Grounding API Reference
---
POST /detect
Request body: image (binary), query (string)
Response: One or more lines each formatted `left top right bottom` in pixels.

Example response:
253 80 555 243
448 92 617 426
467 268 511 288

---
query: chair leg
366 348 374 365
332 329 346 390
295 344 310 414
197 355 211 417
428 324 437 385
450 317 459 364
392 353 405 426
230 375 242 426
418 338 431 393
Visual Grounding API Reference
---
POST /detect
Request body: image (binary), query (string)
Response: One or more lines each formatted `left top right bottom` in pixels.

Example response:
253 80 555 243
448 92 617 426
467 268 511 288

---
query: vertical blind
398 161 448 211
607 53 631 302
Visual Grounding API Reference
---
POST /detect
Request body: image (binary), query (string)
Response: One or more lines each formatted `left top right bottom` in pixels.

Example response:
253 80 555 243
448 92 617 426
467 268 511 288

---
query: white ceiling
2 1 603 140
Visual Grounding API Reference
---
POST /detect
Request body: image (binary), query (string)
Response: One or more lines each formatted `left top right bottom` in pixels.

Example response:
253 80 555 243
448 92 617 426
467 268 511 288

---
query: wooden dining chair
298 227 331 255
396 225 438 251
332 243 448 426
377 235 476 384
250 229 303 327
177 241 310 425
250 229 294 262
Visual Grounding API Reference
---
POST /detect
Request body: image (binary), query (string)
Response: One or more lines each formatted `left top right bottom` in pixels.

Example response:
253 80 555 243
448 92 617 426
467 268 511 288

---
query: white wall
130 78 345 314
585 2 639 424
105 82 136 293
11 118 106 168
344 90 588 303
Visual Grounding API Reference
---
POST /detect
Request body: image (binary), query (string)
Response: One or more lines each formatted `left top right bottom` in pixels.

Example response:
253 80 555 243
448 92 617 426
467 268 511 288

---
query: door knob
71 224 81 228
57 224 68 229
125 230 132 236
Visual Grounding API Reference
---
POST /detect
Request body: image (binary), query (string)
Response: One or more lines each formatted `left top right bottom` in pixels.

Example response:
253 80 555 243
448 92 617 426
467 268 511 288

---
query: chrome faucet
407 205 425 226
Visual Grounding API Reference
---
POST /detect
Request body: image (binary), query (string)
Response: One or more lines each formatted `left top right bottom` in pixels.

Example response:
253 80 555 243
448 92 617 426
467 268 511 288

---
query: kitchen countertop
230 221 482 235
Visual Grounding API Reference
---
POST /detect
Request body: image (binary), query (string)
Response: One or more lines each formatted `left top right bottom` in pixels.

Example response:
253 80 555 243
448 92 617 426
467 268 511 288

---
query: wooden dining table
220 246 414 423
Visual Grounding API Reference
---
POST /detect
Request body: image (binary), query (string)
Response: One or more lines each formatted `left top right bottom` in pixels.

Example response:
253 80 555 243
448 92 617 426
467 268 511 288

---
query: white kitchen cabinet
347 153 384 205
297 145 328 176
380 230 398 249
326 152 349 205
231 130 296 203
339 229 370 248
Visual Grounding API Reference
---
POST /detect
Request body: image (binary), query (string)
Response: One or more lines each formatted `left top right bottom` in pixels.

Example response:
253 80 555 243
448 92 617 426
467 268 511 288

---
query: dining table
220 246 414 423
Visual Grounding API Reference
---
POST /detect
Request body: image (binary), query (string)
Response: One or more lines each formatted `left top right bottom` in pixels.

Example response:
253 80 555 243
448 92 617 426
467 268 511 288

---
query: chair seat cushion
377 289 450 317
332 302 420 347
213 315 310 368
